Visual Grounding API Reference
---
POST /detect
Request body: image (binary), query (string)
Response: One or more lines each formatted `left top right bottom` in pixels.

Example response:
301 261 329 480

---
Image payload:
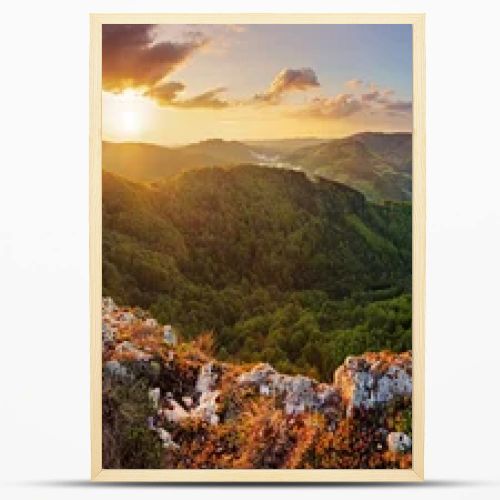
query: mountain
103 133 413 203
180 138 258 164
102 139 259 182
102 297 413 470
103 165 412 381
285 132 412 202
243 137 328 155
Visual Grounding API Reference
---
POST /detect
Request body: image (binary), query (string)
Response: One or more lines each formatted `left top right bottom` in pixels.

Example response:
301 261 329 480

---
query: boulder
115 341 152 361
237 363 276 385
196 362 217 394
148 387 160 409
387 431 412 453
237 363 341 416
161 398 190 423
191 390 220 425
102 296 116 314
103 360 129 379
163 325 176 345
157 427 179 449
334 352 412 415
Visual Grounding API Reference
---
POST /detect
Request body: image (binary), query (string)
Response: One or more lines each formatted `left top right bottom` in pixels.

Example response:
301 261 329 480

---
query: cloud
102 24 208 92
384 100 412 113
255 68 320 103
145 81 186 104
146 81 229 109
172 87 230 109
361 90 382 103
297 93 364 119
345 79 363 90
360 87 412 113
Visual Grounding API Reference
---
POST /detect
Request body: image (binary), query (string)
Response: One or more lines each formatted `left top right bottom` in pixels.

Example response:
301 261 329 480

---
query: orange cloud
297 93 364 119
345 79 363 90
146 81 230 109
171 87 230 109
145 81 186 104
255 68 320 104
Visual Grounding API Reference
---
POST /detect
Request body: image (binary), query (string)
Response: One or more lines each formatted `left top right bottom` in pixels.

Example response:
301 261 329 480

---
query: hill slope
103 165 412 380
243 137 328 155
102 139 259 182
285 132 412 202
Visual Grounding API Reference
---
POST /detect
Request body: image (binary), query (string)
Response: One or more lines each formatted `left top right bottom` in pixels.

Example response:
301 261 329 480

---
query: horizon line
101 130 413 149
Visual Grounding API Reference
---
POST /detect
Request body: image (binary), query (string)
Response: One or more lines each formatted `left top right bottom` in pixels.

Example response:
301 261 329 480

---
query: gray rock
387 432 412 453
104 360 129 379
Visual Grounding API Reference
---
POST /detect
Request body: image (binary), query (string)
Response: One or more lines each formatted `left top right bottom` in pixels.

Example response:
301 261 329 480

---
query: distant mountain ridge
103 132 412 202
285 132 412 202
242 137 328 155
102 139 259 183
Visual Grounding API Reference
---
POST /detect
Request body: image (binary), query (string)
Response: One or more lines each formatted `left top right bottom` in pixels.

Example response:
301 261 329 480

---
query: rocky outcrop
334 352 412 416
236 352 412 423
237 363 341 419
157 362 221 426
387 432 412 453
102 298 413 469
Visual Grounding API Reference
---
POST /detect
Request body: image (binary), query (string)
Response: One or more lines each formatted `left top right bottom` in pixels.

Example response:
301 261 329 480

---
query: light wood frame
90 13 425 482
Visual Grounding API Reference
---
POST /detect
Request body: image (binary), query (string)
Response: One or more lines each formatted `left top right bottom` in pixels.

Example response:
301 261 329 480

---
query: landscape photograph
100 22 415 470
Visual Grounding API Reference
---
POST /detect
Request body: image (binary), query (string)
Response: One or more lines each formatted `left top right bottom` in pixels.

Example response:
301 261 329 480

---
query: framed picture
90 13 425 482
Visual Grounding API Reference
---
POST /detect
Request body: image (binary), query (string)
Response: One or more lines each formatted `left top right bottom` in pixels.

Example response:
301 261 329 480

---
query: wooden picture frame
90 13 425 482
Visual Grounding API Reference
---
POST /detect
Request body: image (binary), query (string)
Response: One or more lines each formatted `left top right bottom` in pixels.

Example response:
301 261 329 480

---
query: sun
106 88 148 138
120 109 142 135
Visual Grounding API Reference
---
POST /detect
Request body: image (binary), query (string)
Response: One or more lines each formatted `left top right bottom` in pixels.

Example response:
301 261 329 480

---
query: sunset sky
102 24 412 145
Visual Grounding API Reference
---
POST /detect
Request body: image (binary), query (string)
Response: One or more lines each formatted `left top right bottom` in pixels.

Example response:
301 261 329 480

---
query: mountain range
103 132 412 202
285 132 412 202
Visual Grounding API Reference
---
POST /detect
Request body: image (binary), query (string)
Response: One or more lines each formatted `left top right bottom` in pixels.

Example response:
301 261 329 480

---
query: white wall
1 1 499 499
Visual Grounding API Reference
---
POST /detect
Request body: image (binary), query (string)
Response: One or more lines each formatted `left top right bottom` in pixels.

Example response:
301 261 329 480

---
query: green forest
103 165 412 381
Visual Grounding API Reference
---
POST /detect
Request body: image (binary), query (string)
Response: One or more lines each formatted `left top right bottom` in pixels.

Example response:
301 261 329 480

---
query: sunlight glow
119 109 142 135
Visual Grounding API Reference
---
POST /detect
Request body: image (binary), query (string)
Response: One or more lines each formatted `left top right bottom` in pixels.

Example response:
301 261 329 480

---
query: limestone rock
148 387 160 409
115 341 152 361
387 431 412 453
334 352 412 415
157 428 179 449
237 363 341 416
163 325 176 345
161 398 190 423
104 360 130 379
196 362 217 394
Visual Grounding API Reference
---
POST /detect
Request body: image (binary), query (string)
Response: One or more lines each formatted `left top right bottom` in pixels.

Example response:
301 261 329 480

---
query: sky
102 24 413 145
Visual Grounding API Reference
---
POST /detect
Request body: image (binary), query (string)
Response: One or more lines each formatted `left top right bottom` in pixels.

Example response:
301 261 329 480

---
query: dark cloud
255 68 320 103
102 24 208 92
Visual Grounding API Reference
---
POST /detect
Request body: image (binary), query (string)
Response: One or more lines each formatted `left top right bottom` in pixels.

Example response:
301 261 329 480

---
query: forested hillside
103 165 412 381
